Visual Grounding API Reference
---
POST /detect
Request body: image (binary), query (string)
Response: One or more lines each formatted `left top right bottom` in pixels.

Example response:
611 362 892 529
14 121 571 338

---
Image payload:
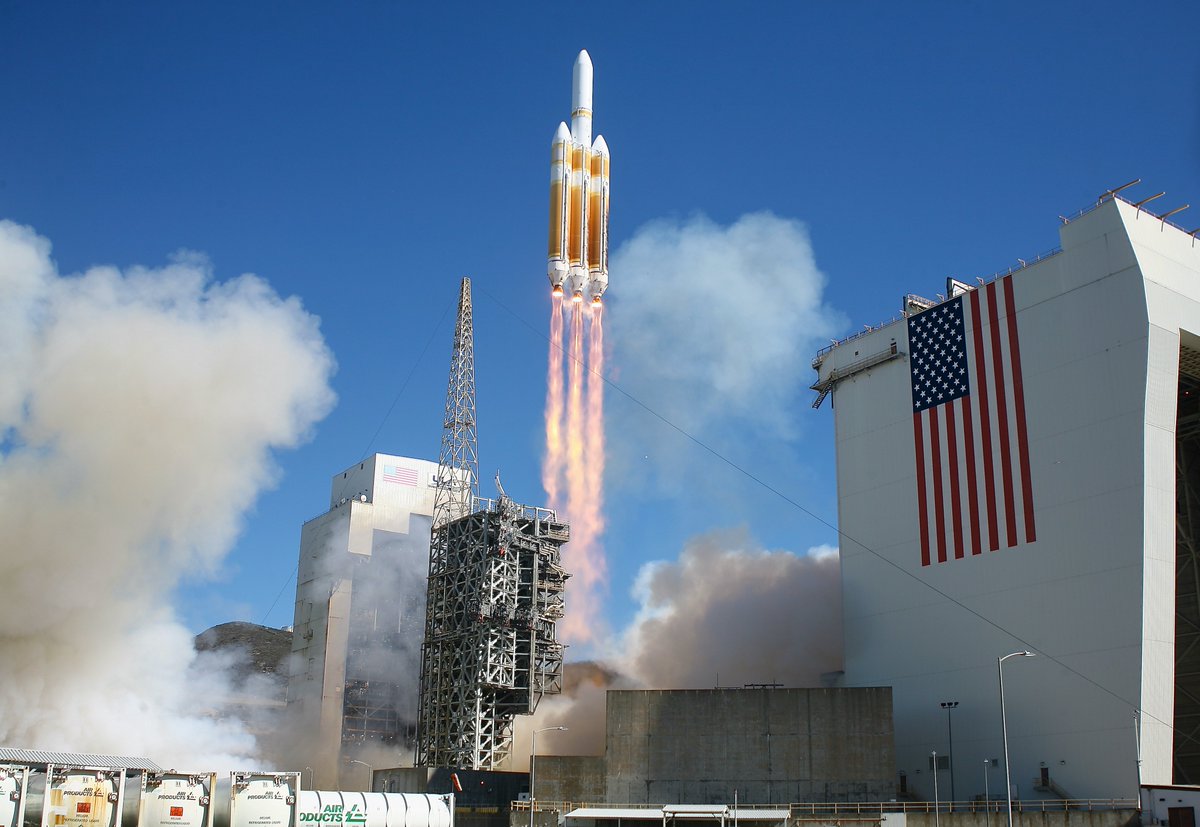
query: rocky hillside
195 621 292 682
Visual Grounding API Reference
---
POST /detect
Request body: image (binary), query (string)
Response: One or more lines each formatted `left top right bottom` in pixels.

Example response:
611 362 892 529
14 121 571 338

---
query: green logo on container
300 805 366 825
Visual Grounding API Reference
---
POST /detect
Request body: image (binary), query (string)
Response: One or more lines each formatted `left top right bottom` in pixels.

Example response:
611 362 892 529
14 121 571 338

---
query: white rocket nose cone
554 122 571 144
573 50 593 111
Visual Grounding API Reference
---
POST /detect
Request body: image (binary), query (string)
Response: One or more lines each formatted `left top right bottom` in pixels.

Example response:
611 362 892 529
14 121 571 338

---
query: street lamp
931 751 940 827
999 651 1035 827
983 759 991 827
348 760 373 791
530 726 568 827
940 701 959 803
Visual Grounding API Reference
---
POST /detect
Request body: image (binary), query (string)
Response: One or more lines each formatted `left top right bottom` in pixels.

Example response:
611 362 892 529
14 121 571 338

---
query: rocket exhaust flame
585 309 605 530
543 50 611 645
565 304 585 530
542 297 566 511
543 303 607 644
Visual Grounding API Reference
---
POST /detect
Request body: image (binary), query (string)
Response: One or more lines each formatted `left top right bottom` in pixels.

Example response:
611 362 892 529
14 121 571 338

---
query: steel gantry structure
417 277 569 770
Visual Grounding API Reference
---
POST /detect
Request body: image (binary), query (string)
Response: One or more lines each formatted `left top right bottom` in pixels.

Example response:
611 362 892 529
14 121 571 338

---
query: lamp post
347 760 373 791
530 726 568 827
940 701 959 803
983 759 991 827
931 751 940 827
999 651 1035 827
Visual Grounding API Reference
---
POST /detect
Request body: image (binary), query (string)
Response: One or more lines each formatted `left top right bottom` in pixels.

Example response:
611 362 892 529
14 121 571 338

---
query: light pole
348 760 373 791
931 751 940 827
999 651 1035 827
530 726 568 827
941 701 959 803
983 759 991 827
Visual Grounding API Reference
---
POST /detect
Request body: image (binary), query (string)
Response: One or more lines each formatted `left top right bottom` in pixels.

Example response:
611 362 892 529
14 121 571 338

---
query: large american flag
382 464 419 486
908 275 1036 566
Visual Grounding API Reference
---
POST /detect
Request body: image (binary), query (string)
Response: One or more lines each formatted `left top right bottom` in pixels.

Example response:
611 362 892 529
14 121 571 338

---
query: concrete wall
878 812 1139 827
605 688 894 805
535 756 605 804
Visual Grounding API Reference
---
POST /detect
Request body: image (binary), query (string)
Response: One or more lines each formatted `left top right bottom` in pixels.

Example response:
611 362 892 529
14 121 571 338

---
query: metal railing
788 799 1136 816
524 799 1139 818
813 183 1199 366
812 243 1062 365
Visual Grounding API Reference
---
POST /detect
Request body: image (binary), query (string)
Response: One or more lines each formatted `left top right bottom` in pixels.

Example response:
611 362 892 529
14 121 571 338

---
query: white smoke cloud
0 220 335 767
607 212 844 495
620 530 842 690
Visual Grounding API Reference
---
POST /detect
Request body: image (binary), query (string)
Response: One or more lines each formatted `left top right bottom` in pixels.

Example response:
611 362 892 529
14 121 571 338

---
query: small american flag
382 464 419 486
908 275 1036 566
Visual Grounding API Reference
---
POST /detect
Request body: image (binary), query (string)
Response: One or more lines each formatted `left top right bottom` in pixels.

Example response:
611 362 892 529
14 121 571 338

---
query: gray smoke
519 535 842 759
516 662 636 760
0 220 336 767
621 530 841 689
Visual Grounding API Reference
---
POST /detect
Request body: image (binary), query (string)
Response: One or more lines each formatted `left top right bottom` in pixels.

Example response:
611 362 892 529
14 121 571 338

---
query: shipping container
0 767 29 827
296 793 452 827
224 773 299 827
40 768 125 827
139 774 214 827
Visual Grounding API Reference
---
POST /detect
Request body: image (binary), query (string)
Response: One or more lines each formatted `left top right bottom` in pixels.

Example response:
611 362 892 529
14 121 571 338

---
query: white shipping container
226 774 298 827
41 768 124 827
0 767 29 827
296 793 452 827
139 775 214 827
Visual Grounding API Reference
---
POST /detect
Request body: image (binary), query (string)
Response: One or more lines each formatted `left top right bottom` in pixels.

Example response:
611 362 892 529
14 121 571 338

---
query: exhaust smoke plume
622 532 841 689
608 211 844 497
519 533 842 758
543 299 608 645
0 221 335 767
525 212 848 758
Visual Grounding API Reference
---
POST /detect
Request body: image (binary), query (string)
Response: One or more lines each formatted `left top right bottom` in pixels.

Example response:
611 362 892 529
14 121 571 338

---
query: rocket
548 50 610 305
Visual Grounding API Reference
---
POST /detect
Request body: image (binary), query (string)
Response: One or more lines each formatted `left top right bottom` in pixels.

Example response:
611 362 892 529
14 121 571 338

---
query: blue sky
3 2 1199 648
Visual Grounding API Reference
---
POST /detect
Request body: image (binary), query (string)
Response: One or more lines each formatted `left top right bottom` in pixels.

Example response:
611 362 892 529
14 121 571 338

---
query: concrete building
811 191 1200 801
538 687 894 809
286 453 440 788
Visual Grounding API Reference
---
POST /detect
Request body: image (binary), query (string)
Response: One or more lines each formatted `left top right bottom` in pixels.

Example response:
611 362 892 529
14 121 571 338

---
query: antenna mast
417 277 569 770
433 277 479 526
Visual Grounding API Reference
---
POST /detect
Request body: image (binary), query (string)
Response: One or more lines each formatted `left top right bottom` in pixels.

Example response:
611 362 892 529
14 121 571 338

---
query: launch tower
417 278 569 770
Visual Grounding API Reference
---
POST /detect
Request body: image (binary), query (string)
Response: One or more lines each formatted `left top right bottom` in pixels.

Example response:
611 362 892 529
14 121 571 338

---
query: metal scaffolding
417 276 568 769
433 277 479 531
418 494 568 769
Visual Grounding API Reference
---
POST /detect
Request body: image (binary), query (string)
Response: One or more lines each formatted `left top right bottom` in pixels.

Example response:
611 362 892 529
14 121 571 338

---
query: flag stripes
908 276 1036 566
382 465 419 486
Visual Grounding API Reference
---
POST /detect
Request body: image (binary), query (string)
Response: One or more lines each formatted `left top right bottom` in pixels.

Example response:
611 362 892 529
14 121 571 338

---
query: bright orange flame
585 307 605 518
564 305 608 643
542 297 565 511
571 291 583 304
544 292 609 645
565 303 585 527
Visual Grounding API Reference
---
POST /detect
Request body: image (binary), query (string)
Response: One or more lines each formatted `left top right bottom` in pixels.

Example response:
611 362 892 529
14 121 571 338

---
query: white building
286 453 439 789
813 192 1200 802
